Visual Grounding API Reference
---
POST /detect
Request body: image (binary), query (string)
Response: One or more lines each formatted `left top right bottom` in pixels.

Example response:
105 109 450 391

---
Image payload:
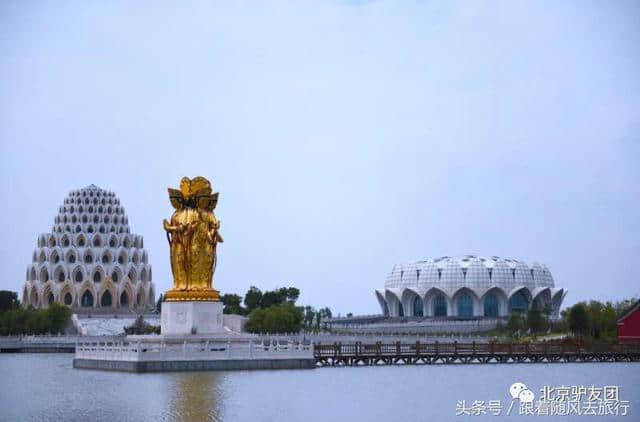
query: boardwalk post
307 340 639 367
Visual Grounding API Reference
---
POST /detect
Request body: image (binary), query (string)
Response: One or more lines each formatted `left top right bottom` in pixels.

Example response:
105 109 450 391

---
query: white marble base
161 301 224 335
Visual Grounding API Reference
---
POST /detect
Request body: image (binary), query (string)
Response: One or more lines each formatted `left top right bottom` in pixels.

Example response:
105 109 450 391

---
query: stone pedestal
161 301 224 335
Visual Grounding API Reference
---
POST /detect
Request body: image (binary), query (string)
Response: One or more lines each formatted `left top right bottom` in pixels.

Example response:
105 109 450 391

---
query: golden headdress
168 176 219 211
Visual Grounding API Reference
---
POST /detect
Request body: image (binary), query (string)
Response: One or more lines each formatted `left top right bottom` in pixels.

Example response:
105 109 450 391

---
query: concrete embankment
73 357 315 372
0 339 75 353
0 335 120 353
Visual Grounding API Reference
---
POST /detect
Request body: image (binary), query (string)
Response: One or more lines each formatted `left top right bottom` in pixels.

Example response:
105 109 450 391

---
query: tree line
220 286 332 333
502 297 637 341
563 298 637 341
0 291 71 335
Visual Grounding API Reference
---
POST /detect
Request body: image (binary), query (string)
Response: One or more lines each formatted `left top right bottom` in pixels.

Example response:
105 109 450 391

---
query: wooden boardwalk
313 341 640 367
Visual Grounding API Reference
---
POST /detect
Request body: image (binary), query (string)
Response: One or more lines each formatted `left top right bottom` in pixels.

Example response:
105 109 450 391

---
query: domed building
375 255 566 319
22 185 155 312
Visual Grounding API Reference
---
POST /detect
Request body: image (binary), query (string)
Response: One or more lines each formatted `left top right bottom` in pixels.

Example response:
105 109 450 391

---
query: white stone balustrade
75 338 313 362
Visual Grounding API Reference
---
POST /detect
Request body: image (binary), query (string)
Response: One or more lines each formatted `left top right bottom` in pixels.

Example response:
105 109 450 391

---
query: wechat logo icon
509 382 535 403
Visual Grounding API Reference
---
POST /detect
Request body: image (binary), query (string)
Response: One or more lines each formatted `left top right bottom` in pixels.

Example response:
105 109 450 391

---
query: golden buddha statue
163 176 223 301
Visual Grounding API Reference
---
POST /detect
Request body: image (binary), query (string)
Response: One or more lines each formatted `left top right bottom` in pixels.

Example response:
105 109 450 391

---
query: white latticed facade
376 255 566 319
22 185 155 311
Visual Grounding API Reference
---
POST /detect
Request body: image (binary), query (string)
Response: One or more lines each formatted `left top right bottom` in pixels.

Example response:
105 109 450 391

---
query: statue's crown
168 176 219 211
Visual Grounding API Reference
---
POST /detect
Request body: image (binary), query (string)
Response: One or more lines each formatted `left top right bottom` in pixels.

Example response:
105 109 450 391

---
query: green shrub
245 302 303 334
0 304 71 335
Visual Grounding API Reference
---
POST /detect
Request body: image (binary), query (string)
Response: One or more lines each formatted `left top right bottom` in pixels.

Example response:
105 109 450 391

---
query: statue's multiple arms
163 219 177 232
208 219 224 244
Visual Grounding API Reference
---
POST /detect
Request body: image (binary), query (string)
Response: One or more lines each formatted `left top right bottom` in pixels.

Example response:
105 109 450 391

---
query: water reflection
2 354 639 422
167 372 225 421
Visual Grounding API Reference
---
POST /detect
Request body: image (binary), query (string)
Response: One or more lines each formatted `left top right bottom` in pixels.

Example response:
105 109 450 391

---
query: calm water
1 354 639 421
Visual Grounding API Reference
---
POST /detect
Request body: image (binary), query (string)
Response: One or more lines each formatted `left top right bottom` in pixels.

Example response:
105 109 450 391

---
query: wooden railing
313 340 640 365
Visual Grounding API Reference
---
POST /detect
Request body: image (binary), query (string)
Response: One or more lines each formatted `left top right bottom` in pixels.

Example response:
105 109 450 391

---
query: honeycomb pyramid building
22 185 155 311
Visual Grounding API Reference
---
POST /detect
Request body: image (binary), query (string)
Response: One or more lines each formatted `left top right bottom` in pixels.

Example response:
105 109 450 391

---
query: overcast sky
1 0 639 315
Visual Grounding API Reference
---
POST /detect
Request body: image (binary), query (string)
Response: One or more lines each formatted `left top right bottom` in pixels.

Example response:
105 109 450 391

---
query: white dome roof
385 255 554 292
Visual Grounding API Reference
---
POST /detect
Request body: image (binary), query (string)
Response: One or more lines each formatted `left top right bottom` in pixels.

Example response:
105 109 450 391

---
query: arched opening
457 292 473 317
136 293 142 307
412 296 424 317
100 291 112 307
434 293 447 317
93 271 102 283
64 292 73 306
57 269 65 282
532 289 552 313
47 292 54 305
509 290 529 314
120 291 129 307
397 302 404 317
74 269 83 282
484 293 499 317
81 291 94 307
112 271 119 283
